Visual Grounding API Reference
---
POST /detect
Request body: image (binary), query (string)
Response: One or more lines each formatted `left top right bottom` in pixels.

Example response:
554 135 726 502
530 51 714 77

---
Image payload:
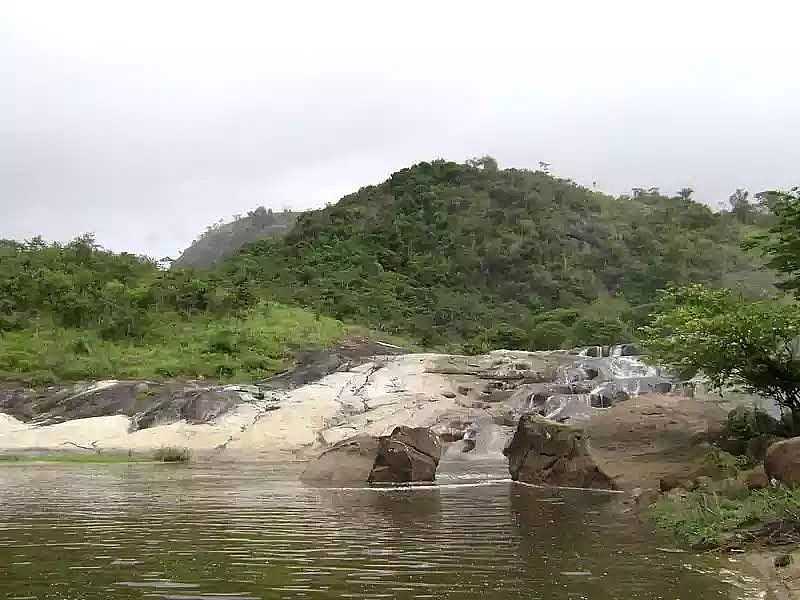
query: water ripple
0 459 762 599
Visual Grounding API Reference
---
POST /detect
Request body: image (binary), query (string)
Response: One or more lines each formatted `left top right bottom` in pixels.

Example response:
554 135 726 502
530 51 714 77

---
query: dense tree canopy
223 159 770 350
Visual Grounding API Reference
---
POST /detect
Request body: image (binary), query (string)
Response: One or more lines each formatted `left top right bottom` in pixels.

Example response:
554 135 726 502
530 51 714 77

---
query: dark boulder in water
301 427 442 484
503 414 614 490
370 427 442 483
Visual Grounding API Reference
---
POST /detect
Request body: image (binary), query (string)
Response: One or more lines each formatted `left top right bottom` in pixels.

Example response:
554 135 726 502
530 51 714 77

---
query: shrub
530 320 569 350
153 447 191 463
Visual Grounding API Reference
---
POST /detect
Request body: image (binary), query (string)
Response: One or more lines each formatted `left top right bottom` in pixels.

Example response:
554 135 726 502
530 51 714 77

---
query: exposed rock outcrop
301 426 442 484
766 437 800 486
503 414 614 489
0 347 743 462
0 380 265 429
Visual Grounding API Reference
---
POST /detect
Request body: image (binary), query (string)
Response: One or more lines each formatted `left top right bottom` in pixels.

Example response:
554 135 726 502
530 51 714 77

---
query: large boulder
503 414 614 489
765 437 800 485
370 427 442 483
301 427 442 484
300 435 381 483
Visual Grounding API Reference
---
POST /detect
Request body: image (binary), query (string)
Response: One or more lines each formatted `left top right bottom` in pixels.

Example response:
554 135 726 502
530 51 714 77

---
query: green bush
153 447 191 463
724 405 781 441
530 320 570 350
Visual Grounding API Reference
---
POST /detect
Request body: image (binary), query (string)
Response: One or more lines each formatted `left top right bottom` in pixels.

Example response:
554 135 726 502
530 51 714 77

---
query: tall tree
728 188 752 223
747 188 800 294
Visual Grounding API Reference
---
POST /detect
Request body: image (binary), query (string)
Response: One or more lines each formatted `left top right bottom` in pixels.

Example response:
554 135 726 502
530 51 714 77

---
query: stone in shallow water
301 427 442 484
503 414 614 490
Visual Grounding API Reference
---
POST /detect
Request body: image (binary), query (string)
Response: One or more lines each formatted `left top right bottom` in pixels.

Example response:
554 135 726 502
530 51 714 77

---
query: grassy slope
0 303 346 384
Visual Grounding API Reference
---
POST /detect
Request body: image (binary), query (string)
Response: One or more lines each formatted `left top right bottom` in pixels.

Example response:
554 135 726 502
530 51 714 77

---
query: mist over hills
173 207 298 269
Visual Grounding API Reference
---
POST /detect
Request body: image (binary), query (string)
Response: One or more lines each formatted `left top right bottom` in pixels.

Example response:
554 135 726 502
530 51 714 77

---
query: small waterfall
609 356 658 379
543 394 593 422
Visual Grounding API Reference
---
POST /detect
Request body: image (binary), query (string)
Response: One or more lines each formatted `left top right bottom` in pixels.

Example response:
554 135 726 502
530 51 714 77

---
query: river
0 458 762 599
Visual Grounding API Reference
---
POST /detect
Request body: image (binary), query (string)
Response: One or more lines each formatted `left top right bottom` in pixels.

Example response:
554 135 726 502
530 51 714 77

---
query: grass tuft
153 446 191 463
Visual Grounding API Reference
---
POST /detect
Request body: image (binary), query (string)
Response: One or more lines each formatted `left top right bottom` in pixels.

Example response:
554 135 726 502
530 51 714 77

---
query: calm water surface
0 459 762 599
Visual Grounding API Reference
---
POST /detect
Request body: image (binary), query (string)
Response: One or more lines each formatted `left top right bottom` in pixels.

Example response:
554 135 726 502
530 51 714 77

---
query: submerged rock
301 427 442 484
503 414 614 489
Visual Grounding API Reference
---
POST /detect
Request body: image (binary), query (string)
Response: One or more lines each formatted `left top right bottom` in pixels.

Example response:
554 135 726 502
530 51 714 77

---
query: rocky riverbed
2 340 792 596
0 341 728 478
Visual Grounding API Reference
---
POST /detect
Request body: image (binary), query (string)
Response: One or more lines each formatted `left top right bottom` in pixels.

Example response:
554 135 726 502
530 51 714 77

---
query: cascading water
530 348 676 424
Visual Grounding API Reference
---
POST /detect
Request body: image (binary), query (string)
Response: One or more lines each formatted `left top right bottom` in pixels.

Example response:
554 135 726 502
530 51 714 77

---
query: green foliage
640 285 800 422
701 447 751 478
529 320 570 350
723 405 782 442
0 304 345 383
651 486 800 549
0 234 350 382
568 317 628 347
0 236 263 340
224 159 767 351
747 188 800 294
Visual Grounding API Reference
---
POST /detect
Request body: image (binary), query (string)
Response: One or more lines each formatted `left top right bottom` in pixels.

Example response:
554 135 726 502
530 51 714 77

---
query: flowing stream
0 460 762 599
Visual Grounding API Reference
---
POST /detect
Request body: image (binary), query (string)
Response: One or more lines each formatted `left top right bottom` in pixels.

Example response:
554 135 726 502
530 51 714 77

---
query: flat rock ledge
503 414 615 490
301 426 442 484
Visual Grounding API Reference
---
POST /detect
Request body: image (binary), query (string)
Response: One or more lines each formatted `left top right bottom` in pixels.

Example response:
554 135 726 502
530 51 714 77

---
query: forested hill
173 207 298 269
222 158 774 351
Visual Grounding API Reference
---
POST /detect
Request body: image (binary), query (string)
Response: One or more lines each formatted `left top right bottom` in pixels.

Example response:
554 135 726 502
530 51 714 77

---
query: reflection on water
0 459 760 599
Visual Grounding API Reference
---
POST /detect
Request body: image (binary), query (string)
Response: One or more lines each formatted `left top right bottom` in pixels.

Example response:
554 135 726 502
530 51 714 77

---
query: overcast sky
2 1 799 258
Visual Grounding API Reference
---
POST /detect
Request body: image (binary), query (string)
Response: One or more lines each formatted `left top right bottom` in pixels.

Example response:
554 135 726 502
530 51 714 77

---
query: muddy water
0 460 760 599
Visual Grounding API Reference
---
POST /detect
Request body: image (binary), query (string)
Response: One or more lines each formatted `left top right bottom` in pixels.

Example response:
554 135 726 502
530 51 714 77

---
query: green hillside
222 158 773 351
0 236 345 383
0 158 777 383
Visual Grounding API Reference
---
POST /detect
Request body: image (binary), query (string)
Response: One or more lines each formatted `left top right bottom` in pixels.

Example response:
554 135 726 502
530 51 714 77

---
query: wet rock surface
369 426 442 483
0 380 267 430
503 414 614 489
0 344 735 463
260 338 406 390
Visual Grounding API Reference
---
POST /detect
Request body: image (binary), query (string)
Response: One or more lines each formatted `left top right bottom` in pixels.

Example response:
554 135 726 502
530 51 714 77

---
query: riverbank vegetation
640 188 800 430
651 485 800 550
0 449 185 464
643 188 800 548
